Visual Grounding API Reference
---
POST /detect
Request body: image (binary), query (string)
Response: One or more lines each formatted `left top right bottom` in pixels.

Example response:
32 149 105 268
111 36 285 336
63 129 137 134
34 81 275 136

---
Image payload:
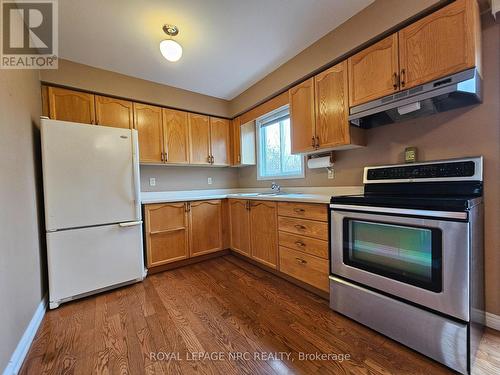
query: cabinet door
188 113 211 165
250 201 278 269
314 61 350 148
189 200 223 257
231 117 242 166
348 34 399 107
48 87 95 124
229 199 251 256
95 95 134 129
133 103 163 163
145 203 189 267
210 117 230 166
162 108 190 164
398 0 479 90
289 78 316 154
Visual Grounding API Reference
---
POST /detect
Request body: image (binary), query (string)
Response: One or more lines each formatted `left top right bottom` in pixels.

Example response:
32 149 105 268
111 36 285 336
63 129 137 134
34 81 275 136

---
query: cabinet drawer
279 247 329 292
278 231 328 259
278 202 327 222
278 216 328 240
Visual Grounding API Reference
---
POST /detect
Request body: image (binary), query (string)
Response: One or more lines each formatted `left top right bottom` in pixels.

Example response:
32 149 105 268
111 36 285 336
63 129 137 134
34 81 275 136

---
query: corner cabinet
144 202 190 267
133 103 163 163
290 63 365 154
209 117 231 166
249 201 278 269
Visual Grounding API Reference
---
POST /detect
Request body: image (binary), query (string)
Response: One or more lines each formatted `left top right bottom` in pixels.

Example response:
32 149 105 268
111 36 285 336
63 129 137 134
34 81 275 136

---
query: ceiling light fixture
160 24 183 62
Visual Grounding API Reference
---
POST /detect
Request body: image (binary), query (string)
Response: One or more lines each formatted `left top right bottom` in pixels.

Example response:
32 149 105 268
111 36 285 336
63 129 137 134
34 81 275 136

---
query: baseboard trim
486 312 500 331
2 295 47 375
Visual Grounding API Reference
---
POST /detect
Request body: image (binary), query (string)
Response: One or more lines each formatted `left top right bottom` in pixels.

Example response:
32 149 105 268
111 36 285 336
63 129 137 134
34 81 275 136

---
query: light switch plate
207 177 213 185
149 177 156 186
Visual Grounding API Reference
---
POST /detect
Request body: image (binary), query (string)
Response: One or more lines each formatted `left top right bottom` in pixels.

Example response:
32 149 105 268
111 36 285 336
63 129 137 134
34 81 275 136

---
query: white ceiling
59 0 374 100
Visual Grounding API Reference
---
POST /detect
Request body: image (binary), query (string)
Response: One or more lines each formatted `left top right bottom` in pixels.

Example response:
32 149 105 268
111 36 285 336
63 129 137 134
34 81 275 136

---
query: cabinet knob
294 208 305 213
295 257 307 265
393 72 399 90
294 224 306 230
311 137 315 148
315 136 319 149
401 69 406 88
295 240 305 247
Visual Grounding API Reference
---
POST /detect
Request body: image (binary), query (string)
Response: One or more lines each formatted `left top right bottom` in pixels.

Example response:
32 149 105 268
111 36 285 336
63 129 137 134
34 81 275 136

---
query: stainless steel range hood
349 68 482 128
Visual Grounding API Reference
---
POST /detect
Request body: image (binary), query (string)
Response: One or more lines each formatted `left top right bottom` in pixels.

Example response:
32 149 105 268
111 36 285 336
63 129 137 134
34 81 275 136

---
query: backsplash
140 165 239 192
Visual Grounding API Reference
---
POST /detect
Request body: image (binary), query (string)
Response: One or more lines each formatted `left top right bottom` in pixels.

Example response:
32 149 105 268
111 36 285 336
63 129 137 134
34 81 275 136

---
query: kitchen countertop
141 186 363 205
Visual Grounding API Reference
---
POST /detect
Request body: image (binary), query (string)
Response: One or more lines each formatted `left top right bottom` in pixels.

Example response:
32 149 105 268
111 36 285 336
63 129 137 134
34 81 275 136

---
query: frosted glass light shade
160 39 183 62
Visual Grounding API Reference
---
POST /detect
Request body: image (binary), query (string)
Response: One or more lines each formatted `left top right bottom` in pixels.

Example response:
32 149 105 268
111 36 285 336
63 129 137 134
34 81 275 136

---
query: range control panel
366 160 476 181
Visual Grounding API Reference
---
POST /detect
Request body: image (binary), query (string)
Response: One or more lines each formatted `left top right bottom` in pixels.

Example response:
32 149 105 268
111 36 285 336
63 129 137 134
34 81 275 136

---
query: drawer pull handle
295 257 307 264
294 224 306 230
295 241 305 247
294 208 305 213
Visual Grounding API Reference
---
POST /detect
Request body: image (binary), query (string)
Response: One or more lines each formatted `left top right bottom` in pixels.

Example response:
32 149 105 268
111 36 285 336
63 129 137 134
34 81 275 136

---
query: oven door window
343 219 442 292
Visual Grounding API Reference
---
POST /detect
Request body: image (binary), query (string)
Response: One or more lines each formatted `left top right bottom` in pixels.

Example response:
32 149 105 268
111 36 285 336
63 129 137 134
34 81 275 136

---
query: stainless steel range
329 157 484 374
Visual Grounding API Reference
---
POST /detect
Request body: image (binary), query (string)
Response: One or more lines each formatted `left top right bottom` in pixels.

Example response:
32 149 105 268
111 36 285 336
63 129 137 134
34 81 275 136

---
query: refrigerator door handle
119 221 143 227
131 129 141 219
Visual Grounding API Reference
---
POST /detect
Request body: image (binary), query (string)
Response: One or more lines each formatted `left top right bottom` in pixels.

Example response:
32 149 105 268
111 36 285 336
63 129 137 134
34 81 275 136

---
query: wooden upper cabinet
209 117 230 166
348 34 399 107
95 95 134 129
398 0 480 90
188 113 211 165
314 61 350 148
189 200 223 257
231 117 242 166
289 78 316 154
250 201 278 269
229 199 251 256
133 103 163 163
48 87 96 124
162 108 190 164
41 85 49 117
144 203 189 267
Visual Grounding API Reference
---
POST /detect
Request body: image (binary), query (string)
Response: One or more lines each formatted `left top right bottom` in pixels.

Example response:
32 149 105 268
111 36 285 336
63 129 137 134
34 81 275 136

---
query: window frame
255 105 305 181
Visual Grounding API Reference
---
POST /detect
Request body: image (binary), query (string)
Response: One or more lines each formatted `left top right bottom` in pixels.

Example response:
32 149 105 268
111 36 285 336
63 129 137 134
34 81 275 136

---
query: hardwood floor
21 255 500 374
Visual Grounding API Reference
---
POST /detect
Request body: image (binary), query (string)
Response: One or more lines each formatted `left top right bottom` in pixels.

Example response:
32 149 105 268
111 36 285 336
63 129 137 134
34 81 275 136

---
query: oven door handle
330 204 467 220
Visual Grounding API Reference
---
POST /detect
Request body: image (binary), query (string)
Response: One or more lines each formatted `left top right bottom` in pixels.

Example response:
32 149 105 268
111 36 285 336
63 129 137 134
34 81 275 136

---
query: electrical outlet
207 177 213 185
149 177 156 187
327 169 335 179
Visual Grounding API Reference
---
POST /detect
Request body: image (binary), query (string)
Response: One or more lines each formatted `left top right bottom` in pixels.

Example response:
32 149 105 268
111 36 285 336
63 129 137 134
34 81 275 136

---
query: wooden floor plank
19 255 500 375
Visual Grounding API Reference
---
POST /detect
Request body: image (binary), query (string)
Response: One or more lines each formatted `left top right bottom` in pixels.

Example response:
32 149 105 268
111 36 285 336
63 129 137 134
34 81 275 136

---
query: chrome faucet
271 182 281 193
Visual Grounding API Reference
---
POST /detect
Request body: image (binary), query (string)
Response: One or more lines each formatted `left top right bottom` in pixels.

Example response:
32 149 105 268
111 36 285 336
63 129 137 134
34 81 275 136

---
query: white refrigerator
41 118 145 309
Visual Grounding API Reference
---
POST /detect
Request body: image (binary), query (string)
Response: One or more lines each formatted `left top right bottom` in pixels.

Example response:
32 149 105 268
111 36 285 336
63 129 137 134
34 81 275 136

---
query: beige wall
0 70 45 371
229 0 445 116
41 59 230 117
239 15 500 316
140 165 239 192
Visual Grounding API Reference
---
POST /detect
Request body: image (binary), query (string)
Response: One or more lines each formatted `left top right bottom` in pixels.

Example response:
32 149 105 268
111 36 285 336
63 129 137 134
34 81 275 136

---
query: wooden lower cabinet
189 200 223 257
144 202 189 267
279 247 329 292
249 201 278 269
229 199 251 256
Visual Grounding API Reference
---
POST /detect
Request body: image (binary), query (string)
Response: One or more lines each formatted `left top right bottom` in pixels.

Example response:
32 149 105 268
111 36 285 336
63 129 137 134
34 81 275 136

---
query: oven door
330 205 470 321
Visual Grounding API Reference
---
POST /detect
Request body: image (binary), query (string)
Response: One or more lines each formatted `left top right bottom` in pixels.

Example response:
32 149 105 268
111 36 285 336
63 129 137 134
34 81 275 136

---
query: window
256 106 304 180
